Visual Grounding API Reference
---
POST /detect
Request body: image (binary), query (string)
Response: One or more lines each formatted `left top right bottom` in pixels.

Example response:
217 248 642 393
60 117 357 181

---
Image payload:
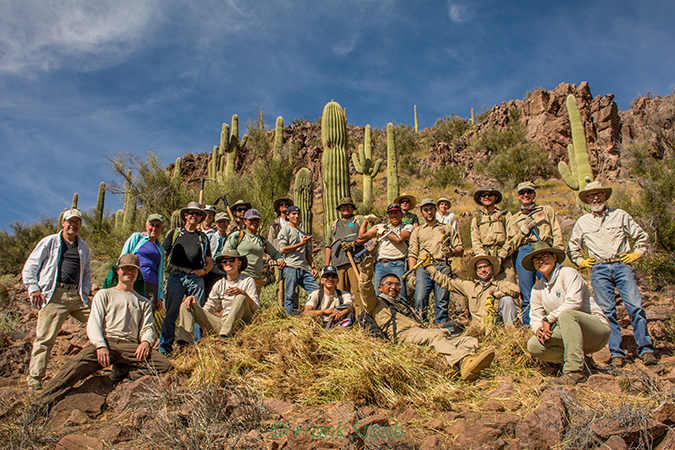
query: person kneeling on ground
27 254 172 414
425 254 520 327
524 241 611 385
176 250 259 343
358 256 495 382
304 266 355 328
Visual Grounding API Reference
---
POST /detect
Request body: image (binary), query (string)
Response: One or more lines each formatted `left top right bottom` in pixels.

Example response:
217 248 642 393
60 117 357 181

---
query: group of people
21 179 656 414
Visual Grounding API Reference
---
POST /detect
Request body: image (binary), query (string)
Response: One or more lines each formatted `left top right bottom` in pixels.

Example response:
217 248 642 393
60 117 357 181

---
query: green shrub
0 218 58 276
422 165 464 189
430 114 470 146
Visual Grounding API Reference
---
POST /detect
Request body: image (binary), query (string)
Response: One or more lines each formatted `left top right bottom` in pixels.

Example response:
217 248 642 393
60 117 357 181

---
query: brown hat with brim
521 241 566 272
231 200 252 210
336 197 357 210
216 249 248 272
578 181 613 204
180 202 207 223
274 197 294 212
118 253 141 271
473 187 503 205
394 194 417 209
468 254 501 279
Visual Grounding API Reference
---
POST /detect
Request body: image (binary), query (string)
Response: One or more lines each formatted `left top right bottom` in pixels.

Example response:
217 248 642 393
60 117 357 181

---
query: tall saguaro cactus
386 123 399 204
558 95 594 201
274 116 284 160
71 193 78 209
414 105 418 133
95 182 105 227
122 170 135 234
321 100 350 238
221 114 247 178
294 168 314 235
173 157 182 183
352 125 383 206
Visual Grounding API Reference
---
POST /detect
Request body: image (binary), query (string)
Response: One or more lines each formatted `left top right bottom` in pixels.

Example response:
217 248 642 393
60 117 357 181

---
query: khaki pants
399 327 479 368
337 264 362 316
38 338 172 407
29 287 90 380
527 310 610 373
253 277 263 296
176 295 253 343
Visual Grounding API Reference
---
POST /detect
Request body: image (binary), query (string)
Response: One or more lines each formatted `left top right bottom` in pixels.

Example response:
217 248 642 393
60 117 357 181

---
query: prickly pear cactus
321 100 350 238
386 123 399 204
96 182 105 227
351 125 382 206
294 168 314 235
274 116 284 160
558 94 593 201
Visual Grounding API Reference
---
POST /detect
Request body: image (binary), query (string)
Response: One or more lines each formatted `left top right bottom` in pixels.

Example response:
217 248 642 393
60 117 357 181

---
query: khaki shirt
408 221 462 261
567 207 649 265
428 266 520 325
227 219 244 235
506 205 563 254
470 208 512 259
530 265 608 333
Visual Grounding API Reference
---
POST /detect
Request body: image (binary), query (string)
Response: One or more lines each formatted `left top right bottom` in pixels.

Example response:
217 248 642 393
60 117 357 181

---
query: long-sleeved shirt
529 264 608 333
204 274 260 315
505 205 563 255
87 287 154 348
470 209 512 259
408 221 462 261
224 231 283 279
120 232 165 298
22 232 92 307
436 212 458 231
567 207 649 265
428 265 520 325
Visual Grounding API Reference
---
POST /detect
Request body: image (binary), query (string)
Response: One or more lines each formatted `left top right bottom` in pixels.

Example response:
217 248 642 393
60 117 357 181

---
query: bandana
520 203 538 215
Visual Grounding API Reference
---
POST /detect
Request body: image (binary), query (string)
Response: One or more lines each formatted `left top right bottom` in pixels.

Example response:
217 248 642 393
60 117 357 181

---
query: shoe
549 371 585 386
460 349 495 382
26 375 43 391
611 357 625 368
640 352 657 366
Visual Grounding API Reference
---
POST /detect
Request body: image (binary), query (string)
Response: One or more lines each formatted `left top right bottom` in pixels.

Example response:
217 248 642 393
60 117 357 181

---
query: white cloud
447 1 470 23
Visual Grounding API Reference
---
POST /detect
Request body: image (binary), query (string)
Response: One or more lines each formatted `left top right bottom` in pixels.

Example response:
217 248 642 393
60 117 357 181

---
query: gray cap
63 209 83 221
419 198 436 208
214 212 230 222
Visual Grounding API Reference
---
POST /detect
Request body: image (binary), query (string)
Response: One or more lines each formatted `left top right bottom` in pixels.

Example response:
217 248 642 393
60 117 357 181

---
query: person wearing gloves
524 241 610 385
505 181 563 326
567 181 656 367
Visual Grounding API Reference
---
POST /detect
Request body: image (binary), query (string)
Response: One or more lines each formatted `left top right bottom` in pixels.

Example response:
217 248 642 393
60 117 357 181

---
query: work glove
484 293 497 316
420 252 434 269
341 241 356 252
620 252 642 264
365 239 379 253
441 245 454 258
520 216 537 235
364 214 379 223
579 257 596 269
407 272 417 292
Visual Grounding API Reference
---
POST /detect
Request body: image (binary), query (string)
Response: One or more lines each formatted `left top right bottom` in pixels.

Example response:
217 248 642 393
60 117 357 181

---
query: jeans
160 271 204 354
374 259 407 302
282 267 320 315
415 263 451 325
515 243 542 326
591 262 654 358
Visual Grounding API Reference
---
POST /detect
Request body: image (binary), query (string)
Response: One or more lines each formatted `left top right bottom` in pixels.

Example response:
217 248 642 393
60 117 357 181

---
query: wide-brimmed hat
180 202 206 222
231 200 252 211
203 205 216 213
394 194 417 208
516 181 537 194
118 253 141 271
214 212 230 222
437 197 452 207
468 255 501 279
63 209 83 221
273 197 293 212
473 187 503 205
521 241 566 272
578 181 613 204
336 197 357 210
216 249 248 272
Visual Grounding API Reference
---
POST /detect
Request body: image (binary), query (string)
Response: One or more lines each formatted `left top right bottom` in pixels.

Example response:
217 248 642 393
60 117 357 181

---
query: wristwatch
542 316 549 324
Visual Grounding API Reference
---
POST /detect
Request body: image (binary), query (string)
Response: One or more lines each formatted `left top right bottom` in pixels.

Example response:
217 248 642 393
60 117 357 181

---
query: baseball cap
286 206 300 214
244 209 261 220
321 266 339 277
63 209 83 221
386 203 402 212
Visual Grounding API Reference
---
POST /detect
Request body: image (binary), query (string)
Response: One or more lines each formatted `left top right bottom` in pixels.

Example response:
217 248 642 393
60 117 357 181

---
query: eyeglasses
147 223 163 228
221 257 237 263
399 199 410 204
322 274 339 279
586 192 605 199
185 211 199 216
279 202 290 206
518 190 535 195
382 281 402 288
531 254 552 264
480 193 495 198
235 208 248 212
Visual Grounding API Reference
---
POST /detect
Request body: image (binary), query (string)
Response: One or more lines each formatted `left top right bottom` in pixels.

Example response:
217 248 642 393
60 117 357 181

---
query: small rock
97 424 132 443
484 401 506 412
601 435 627 450
55 434 103 450
64 409 88 426
592 417 667 444
325 400 356 426
425 419 444 430
646 305 672 321
444 411 460 422
516 391 567 449
396 407 423 422
503 400 522 411
656 429 675 450
653 401 675 425
489 382 515 398
420 435 443 450
264 398 294 417
454 421 502 448
585 374 623 395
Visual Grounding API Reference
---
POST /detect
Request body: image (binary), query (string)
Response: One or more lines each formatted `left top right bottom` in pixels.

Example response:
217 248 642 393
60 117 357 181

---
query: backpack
167 228 209 264
476 208 508 230
317 289 355 329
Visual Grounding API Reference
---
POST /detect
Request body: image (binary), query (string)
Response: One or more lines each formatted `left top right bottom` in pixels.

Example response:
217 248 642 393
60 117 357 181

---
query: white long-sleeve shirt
87 288 154 348
204 274 259 316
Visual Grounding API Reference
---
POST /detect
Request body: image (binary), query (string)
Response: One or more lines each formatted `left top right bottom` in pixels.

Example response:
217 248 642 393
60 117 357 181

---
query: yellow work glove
579 258 596 269
620 252 642 264
484 294 496 316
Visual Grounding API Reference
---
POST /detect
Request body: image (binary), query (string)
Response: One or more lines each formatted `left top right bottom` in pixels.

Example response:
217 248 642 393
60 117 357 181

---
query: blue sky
1 0 674 230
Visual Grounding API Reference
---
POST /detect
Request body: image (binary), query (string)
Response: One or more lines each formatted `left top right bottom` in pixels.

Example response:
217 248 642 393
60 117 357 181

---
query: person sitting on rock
358 255 495 382
304 266 354 328
524 241 611 385
425 254 520 327
176 250 259 343
28 254 172 413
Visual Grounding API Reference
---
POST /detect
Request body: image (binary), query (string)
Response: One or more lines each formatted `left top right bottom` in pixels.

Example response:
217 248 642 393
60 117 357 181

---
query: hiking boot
460 349 495 382
640 352 657 366
549 371 585 386
26 375 42 391
611 357 625 368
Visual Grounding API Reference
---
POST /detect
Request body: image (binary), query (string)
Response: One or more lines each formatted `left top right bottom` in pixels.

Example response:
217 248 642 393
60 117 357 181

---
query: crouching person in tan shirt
524 242 610 386
28 254 172 414
176 250 259 344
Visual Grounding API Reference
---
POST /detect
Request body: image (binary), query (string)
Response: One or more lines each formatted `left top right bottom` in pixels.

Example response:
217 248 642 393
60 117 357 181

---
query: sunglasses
235 208 248 212
279 202 290 206
399 199 410 204
322 274 339 279
185 211 199 216
220 257 237 263
518 190 535 195
480 193 496 198
531 254 552 264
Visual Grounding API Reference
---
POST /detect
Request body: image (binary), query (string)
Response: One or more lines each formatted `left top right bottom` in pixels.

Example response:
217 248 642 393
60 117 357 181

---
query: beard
477 272 493 282
590 202 606 213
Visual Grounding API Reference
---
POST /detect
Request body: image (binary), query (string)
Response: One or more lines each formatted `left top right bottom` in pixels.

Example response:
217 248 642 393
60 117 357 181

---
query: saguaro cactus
274 116 284 160
95 182 105 227
558 94 594 201
71 193 78 209
321 100 350 238
294 168 314 235
208 145 221 179
414 105 418 133
386 123 399 204
115 210 124 232
221 114 247 178
173 157 182 183
352 125 383 206
122 170 135 234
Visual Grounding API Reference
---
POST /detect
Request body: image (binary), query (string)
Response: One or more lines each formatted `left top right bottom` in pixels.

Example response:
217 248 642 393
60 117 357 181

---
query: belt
56 282 77 290
596 258 623 265
377 258 405 263
170 266 195 274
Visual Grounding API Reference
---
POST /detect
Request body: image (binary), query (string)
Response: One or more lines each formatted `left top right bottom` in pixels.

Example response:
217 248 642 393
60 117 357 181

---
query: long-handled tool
277 267 284 309
346 249 360 277
188 177 216 205
214 190 235 223
402 250 433 279
354 228 400 259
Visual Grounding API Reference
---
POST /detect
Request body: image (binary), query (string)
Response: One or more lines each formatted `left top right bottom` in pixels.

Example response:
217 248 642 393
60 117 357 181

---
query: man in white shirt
304 266 354 328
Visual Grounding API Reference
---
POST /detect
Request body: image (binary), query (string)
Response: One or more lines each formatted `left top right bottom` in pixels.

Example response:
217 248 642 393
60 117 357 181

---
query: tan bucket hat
473 187 503 205
521 241 566 272
216 249 248 272
578 181 612 204
394 194 417 209
180 202 206 222
468 255 501 279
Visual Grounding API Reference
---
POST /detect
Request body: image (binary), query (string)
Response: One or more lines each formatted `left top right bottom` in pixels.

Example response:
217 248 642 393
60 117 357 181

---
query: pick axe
188 177 216 205
214 190 235 223
402 250 433 279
